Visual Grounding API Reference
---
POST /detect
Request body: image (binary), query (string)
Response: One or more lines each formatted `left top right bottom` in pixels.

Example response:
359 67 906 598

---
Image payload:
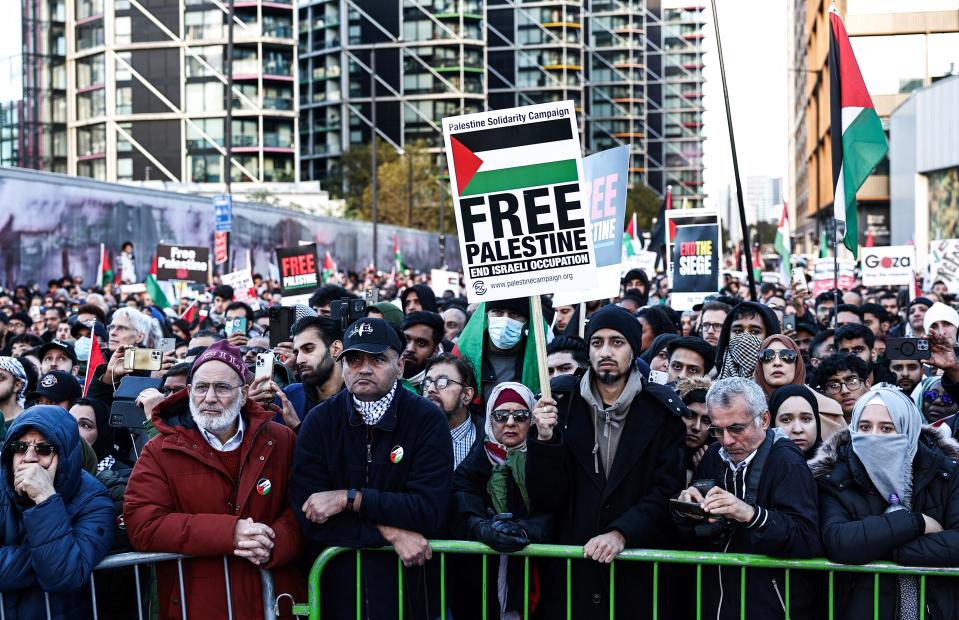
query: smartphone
783 314 796 332
269 307 295 348
161 338 176 354
792 267 807 294
226 317 247 337
109 401 148 429
255 352 275 382
886 337 931 361
365 289 380 304
669 498 711 518
123 348 164 371
648 369 669 385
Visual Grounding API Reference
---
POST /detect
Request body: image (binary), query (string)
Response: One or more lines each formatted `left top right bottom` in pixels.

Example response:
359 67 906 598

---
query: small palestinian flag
180 300 198 324
322 252 336 283
145 256 172 309
448 117 578 197
97 243 113 288
774 203 791 281
393 235 405 273
623 213 639 257
829 6 888 258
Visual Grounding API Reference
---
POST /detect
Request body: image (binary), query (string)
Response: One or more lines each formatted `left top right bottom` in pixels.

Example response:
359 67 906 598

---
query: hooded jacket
123 389 303 619
401 284 438 313
0 406 114 619
714 302 781 376
526 368 686 619
810 426 959 619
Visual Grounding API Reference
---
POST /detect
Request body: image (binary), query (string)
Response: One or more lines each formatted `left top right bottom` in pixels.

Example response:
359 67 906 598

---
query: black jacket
526 371 686 619
449 441 552 619
290 384 453 620
674 430 822 619
810 426 959 619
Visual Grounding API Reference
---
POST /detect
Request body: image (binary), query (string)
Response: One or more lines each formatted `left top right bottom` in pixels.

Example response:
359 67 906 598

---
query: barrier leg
90 570 98 620
223 557 234 620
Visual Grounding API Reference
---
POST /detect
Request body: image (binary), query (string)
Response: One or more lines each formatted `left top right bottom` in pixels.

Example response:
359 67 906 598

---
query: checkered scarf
353 381 398 426
0 357 28 407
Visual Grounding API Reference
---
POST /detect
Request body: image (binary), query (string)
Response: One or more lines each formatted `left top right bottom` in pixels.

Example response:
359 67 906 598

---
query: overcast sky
701 0 789 208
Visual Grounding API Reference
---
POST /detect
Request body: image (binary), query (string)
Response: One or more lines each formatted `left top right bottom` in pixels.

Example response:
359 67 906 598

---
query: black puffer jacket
810 426 959 619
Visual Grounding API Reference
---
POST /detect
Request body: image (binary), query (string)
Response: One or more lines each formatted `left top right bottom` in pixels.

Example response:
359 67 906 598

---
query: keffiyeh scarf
353 382 397 426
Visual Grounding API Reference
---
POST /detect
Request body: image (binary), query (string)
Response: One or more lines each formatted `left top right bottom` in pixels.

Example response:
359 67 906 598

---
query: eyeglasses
759 349 799 364
823 377 864 395
490 409 532 424
700 322 723 333
423 376 464 391
9 441 56 456
707 421 755 439
924 390 955 407
191 382 242 398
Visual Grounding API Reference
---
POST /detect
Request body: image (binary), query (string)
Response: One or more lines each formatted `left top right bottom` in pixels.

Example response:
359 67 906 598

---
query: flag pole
710 0 757 301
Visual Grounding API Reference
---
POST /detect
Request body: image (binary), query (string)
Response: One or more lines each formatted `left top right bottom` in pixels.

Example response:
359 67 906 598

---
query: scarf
850 386 924 620
768 384 822 458
484 382 536 514
718 332 762 380
0 357 27 407
911 375 943 422
754 335 806 397
353 381 397 426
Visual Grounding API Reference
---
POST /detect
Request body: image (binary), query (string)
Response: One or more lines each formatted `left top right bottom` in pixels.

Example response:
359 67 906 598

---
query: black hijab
769 384 822 458
640 333 680 365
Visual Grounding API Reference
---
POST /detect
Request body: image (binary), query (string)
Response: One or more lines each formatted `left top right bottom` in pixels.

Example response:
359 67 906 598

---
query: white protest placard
861 246 916 287
430 269 460 297
621 251 658 278
442 101 596 303
811 257 856 295
221 268 261 310
928 240 959 293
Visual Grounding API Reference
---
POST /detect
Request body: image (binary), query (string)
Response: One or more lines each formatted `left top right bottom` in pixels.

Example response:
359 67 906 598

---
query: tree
337 142 401 219
626 181 663 231
356 141 444 230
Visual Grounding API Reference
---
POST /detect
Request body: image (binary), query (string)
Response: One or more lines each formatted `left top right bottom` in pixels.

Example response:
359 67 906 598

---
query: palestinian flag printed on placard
829 6 888 258
449 118 579 197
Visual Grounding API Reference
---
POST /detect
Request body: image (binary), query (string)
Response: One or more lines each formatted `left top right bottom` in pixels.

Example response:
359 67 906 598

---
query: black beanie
585 305 643 357
486 297 530 319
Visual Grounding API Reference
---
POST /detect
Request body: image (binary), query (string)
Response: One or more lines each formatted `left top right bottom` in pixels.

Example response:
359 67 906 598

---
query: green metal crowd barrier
290 540 959 620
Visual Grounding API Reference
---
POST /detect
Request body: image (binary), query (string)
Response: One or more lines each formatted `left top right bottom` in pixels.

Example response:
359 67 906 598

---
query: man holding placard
526 305 686 619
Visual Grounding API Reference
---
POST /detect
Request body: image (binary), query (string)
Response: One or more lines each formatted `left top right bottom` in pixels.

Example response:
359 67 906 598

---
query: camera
886 337 931 361
331 297 368 332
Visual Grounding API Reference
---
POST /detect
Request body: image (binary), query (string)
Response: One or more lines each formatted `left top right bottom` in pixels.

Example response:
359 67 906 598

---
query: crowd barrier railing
289 540 959 620
0 551 280 620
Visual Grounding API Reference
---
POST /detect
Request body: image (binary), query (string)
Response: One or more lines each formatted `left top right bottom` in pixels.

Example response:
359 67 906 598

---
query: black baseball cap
336 317 403 361
26 371 82 405
38 340 79 365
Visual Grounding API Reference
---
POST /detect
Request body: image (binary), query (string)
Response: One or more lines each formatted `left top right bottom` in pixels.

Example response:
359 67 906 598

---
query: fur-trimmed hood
809 424 959 479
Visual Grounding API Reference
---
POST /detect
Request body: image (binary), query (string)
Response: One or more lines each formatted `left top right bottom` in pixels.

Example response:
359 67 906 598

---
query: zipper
366 425 374 485
772 578 785 611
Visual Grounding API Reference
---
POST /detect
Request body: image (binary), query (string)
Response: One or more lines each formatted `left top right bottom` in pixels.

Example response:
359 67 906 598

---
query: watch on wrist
346 488 357 512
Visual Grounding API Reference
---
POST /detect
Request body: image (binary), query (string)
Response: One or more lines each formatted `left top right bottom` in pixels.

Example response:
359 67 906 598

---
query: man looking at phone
527 305 685 619
290 316 452 618
673 377 820 618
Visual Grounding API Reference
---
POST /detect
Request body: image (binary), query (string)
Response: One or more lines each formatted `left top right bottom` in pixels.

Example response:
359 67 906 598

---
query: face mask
74 336 92 361
488 316 526 349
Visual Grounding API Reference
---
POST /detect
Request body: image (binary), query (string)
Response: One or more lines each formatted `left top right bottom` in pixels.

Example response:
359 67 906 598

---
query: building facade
298 0 706 202
8 0 299 185
787 0 959 253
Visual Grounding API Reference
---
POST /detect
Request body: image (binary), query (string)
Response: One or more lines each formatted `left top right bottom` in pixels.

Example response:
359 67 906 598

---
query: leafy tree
626 181 663 231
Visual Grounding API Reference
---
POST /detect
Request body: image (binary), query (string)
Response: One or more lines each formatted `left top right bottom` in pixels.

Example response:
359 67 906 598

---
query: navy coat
0 406 114 619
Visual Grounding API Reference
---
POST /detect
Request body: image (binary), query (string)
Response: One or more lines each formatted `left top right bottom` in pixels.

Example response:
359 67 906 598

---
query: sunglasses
9 441 57 456
924 390 955 407
759 349 799 364
490 409 531 424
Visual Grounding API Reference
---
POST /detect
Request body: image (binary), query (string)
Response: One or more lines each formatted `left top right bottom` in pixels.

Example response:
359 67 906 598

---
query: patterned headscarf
0 357 28 407
718 332 762 380
353 381 397 426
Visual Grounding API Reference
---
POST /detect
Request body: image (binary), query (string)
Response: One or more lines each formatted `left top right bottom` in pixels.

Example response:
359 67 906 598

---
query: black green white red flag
829 5 888 258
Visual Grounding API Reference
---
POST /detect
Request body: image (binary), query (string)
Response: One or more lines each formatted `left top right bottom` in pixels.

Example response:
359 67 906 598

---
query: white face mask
488 316 526 350
74 336 92 361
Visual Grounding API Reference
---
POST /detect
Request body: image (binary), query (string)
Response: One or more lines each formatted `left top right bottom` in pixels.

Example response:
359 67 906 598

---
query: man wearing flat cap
527 305 686 619
290 316 452 619
124 340 303 619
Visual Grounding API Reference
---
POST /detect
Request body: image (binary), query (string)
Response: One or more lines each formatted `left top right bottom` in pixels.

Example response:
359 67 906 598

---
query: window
77 124 106 156
231 155 259 182
115 87 132 114
186 46 222 77
186 118 224 149
77 55 105 89
76 0 103 19
188 154 222 183
115 52 132 81
231 119 258 147
77 90 106 120
115 16 131 44
117 158 133 180
185 10 222 40
186 81 223 113
78 159 106 180
116 123 132 152
77 23 104 50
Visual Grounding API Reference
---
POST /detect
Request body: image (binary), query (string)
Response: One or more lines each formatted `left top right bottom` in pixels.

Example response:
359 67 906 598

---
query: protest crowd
3 237 959 620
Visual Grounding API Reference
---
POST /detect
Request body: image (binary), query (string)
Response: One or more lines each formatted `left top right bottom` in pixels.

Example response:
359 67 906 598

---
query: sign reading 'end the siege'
442 101 597 303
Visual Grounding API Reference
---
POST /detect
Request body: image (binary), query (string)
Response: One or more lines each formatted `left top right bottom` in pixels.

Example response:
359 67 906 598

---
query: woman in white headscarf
809 385 959 620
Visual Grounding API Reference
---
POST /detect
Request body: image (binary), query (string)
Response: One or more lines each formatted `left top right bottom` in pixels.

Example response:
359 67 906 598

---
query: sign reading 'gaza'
442 101 597 303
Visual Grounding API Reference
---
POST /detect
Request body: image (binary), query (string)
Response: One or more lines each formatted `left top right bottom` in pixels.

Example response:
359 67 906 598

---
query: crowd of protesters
2 242 959 619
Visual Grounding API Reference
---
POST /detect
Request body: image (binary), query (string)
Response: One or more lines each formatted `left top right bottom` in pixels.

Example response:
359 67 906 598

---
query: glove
472 512 530 553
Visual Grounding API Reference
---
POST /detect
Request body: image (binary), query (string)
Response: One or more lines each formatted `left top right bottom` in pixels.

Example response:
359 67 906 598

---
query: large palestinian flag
448 118 578 196
828 6 888 258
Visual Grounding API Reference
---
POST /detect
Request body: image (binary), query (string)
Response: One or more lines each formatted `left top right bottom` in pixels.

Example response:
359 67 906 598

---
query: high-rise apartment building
8 0 299 185
298 0 706 202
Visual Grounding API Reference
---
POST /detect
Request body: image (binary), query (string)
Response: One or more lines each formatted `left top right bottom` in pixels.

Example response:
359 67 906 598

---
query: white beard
189 396 243 435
